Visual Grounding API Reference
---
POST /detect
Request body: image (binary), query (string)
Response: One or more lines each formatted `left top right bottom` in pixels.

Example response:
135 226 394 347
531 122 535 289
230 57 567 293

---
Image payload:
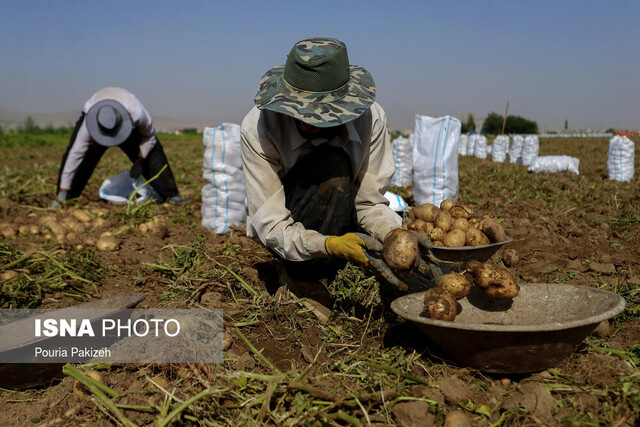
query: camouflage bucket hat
254 37 376 127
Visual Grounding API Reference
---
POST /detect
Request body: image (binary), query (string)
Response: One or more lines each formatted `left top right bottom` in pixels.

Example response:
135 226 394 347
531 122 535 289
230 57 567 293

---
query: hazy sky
1 0 638 131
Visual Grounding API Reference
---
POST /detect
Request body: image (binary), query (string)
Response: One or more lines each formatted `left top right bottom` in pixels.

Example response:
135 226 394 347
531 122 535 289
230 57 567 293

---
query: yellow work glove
325 232 383 269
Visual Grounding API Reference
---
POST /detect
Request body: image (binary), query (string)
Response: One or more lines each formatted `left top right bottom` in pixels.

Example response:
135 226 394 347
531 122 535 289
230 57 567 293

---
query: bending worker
53 87 185 207
241 37 407 318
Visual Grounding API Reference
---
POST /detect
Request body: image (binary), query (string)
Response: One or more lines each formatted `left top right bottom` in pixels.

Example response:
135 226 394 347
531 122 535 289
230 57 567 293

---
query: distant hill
0 107 210 133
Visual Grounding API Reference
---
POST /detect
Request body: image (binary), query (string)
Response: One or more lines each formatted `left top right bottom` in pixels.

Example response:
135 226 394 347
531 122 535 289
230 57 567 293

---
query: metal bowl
390 283 626 374
429 236 513 263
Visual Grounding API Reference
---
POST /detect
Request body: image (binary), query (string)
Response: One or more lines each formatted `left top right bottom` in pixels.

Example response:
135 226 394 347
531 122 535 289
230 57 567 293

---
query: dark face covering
295 119 343 140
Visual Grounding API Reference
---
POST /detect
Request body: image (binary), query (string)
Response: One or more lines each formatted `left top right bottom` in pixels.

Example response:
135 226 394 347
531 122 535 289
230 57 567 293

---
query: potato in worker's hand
382 228 419 271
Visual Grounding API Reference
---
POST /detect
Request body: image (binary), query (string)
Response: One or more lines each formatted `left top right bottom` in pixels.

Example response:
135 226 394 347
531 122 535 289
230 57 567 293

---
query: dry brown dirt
0 136 639 426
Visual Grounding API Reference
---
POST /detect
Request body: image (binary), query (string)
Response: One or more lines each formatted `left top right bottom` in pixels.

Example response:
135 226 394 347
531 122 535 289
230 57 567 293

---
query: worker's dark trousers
281 145 359 282
56 114 179 201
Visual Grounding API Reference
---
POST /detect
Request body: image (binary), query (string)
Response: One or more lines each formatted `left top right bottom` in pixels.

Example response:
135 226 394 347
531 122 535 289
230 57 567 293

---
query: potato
434 211 454 232
1 270 20 281
41 217 66 236
73 370 103 398
465 228 490 246
406 218 429 234
90 207 108 217
466 261 519 299
93 218 107 228
449 205 471 219
382 228 419 271
413 204 440 222
427 227 446 242
71 209 92 224
444 410 472 427
437 273 470 299
65 232 80 245
451 218 469 232
148 222 169 239
432 240 444 247
28 224 40 235
440 199 457 212
443 229 466 247
482 219 507 243
468 218 480 229
502 248 520 267
84 236 96 247
96 235 119 252
1 224 17 239
61 218 86 234
423 288 457 321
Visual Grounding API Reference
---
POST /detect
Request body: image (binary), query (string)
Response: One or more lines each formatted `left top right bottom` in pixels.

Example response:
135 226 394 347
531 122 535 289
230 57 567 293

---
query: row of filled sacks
459 134 540 165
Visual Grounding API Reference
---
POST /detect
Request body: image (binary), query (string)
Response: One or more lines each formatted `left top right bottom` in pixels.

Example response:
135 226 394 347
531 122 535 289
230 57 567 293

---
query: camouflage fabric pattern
254 38 376 128
293 38 344 63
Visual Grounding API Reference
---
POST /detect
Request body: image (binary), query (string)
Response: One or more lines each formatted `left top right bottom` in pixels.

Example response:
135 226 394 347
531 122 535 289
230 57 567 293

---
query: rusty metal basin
390 283 626 374
430 236 513 263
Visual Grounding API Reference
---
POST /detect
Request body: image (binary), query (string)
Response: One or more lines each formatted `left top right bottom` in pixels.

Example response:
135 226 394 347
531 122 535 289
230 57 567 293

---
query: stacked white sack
467 134 477 156
509 135 524 164
522 135 540 166
607 135 635 182
201 123 247 234
412 115 461 207
474 135 488 159
491 135 509 163
389 135 414 187
458 134 468 156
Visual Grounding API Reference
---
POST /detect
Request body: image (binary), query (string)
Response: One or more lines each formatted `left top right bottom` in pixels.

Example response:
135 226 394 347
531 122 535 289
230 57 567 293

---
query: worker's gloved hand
130 161 143 179
409 230 433 250
325 232 383 269
50 191 67 209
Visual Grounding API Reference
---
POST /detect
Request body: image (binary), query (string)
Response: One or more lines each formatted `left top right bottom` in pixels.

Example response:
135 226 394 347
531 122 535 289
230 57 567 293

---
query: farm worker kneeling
52 87 187 207
241 37 411 321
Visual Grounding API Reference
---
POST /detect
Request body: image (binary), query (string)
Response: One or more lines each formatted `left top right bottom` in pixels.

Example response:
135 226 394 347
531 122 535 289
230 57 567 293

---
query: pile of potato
405 199 508 247
423 261 520 321
0 208 170 254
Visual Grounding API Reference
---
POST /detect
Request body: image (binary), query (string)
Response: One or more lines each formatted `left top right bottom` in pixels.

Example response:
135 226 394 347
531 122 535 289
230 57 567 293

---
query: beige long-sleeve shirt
240 102 402 262
59 87 157 190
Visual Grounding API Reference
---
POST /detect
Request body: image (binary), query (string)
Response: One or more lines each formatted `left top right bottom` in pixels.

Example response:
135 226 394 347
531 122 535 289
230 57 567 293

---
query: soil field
0 135 639 426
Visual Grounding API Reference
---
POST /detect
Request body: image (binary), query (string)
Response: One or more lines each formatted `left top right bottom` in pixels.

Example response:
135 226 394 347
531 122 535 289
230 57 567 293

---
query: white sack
528 155 580 175
201 123 246 234
458 134 468 156
412 115 461 206
491 135 509 163
467 134 477 156
522 135 540 166
389 135 414 187
99 171 161 204
474 135 488 159
509 134 524 164
384 191 408 213
607 135 635 182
